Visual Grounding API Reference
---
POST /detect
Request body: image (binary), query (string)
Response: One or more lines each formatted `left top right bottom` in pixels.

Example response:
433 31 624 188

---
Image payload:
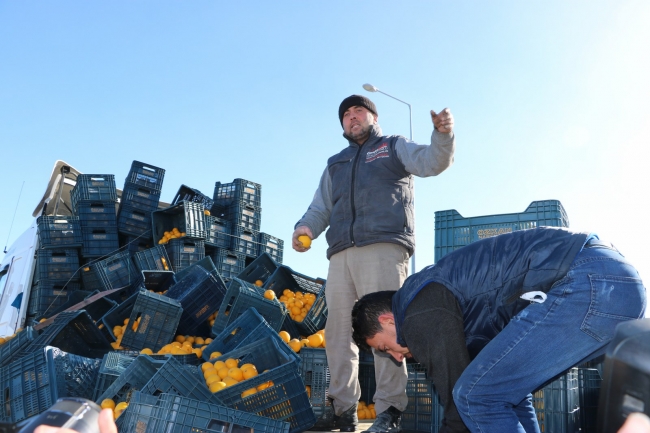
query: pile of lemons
264 289 316 323
358 401 376 419
200 357 273 398
100 398 128 420
279 329 325 353
146 334 214 358
157 227 186 245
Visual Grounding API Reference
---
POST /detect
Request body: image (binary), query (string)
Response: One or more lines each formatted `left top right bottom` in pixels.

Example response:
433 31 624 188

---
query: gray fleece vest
325 131 415 259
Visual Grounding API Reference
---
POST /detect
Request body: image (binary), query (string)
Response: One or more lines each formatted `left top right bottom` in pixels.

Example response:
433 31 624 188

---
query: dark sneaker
311 399 358 432
361 406 402 433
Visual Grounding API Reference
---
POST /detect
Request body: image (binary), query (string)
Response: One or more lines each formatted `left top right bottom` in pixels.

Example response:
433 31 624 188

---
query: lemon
297 235 312 248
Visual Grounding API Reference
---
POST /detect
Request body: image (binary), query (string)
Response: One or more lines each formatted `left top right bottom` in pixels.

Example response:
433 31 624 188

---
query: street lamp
362 83 416 275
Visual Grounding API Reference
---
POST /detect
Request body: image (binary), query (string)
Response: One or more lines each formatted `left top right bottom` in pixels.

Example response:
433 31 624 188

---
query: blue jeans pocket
581 274 646 342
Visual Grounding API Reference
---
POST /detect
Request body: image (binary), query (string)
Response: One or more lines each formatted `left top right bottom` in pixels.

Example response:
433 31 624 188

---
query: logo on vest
366 143 389 163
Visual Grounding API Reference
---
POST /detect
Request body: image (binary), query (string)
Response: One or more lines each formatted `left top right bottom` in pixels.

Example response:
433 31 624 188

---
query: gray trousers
324 243 409 415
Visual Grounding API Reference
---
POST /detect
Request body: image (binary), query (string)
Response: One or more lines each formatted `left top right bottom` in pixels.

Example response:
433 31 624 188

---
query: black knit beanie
338 95 377 125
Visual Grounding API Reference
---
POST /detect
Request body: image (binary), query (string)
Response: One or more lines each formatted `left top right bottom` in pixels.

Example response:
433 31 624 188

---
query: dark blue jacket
393 227 590 358
325 129 414 259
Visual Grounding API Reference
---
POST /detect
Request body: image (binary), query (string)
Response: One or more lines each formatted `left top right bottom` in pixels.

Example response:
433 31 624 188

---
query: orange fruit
222 377 239 387
297 235 311 248
264 290 276 300
278 331 291 343
243 368 259 380
201 362 214 372
210 381 227 393
101 399 116 410
214 360 227 371
241 388 257 398
307 333 324 348
225 358 239 368
140 348 153 355
301 339 310 347
288 339 301 353
228 367 244 382
209 351 222 360
206 375 222 386
203 367 218 379
254 280 263 287
217 367 230 379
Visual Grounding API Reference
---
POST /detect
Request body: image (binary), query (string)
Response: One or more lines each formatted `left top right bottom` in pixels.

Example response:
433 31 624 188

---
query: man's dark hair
351 291 395 352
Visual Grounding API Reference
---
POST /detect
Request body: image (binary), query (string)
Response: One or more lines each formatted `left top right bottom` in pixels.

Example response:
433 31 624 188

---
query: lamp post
362 83 416 275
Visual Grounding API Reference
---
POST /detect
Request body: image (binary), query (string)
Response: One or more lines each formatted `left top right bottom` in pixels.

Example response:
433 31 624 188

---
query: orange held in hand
297 235 311 248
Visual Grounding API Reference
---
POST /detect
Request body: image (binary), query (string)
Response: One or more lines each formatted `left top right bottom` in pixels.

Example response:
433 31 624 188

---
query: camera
0 398 101 433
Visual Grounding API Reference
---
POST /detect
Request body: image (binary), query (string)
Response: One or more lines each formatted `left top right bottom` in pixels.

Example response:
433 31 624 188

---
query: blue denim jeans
452 244 647 433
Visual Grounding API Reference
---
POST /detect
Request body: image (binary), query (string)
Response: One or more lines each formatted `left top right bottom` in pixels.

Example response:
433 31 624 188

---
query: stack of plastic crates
401 363 444 433
28 248 82 321
117 161 165 248
93 249 143 302
71 174 119 260
434 200 570 261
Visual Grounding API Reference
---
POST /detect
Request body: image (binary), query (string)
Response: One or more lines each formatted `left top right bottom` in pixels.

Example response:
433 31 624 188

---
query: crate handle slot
4 387 10 417
90 176 107 181
142 165 158 173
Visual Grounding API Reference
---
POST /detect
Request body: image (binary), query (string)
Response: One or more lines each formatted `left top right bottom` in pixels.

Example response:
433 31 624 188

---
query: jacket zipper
349 145 363 244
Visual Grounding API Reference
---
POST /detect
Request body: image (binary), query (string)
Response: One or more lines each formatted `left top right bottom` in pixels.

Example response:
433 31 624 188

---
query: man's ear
377 313 395 326
372 114 378 124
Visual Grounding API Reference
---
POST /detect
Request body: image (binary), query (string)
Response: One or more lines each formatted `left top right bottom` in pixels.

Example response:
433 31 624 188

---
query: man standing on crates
351 227 647 432
292 95 455 433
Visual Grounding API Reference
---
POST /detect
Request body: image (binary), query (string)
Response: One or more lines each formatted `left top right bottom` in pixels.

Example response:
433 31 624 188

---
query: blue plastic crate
533 368 580 433
126 160 165 191
93 352 137 401
265 265 327 339
221 200 262 232
434 199 570 262
299 348 330 418
230 226 260 258
16 311 112 362
117 204 153 237
120 234 154 257
80 261 103 291
165 265 227 335
80 227 120 259
258 232 284 264
236 252 279 286
152 201 207 243
141 270 176 293
203 307 297 363
34 249 80 283
205 215 231 249
75 201 119 229
100 290 183 352
173 256 217 281
0 327 37 368
164 238 205 273
27 281 81 319
211 278 286 336
132 245 171 272
95 250 142 298
0 346 101 423
172 184 215 209
213 178 262 208
209 248 246 280
401 364 444 433
120 182 161 212
207 336 315 433
71 174 117 210
578 368 602 433
36 215 83 249
119 391 290 433
96 354 167 405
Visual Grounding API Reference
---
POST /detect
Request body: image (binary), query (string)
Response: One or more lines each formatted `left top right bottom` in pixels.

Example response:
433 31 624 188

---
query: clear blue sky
1 1 649 285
